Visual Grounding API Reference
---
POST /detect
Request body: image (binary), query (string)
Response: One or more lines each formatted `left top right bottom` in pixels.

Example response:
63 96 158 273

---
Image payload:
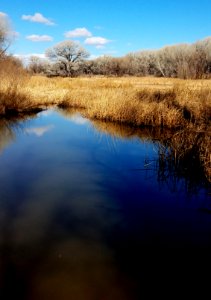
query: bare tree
45 40 89 76
0 13 12 58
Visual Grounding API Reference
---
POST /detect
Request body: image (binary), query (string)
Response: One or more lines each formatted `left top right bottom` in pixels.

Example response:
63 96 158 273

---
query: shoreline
1 75 210 182
0 76 210 129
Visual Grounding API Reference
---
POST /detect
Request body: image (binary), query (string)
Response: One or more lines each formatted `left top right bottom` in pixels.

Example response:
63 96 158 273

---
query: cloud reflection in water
25 125 54 137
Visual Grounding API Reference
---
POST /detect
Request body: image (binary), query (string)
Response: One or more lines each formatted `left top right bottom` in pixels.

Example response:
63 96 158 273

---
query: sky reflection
0 109 210 299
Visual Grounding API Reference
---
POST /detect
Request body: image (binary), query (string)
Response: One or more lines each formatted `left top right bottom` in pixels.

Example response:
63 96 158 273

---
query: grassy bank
1 75 210 128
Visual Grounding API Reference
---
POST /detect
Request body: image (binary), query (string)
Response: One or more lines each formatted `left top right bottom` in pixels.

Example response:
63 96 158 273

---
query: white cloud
26 34 53 42
64 27 92 38
84 36 111 48
22 13 55 26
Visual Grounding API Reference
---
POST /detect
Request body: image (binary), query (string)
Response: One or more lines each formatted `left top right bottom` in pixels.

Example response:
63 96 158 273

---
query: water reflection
0 114 39 153
91 117 210 191
25 125 54 137
0 176 127 299
0 112 133 299
0 120 15 154
0 109 210 299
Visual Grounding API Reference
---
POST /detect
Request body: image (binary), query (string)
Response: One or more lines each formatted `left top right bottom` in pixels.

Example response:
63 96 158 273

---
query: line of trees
28 37 211 79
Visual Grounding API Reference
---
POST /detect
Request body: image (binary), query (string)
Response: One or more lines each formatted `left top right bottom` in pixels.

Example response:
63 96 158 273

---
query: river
0 108 210 299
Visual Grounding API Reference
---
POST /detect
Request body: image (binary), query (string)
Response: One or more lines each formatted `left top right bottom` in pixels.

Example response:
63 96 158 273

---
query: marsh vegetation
1 74 210 127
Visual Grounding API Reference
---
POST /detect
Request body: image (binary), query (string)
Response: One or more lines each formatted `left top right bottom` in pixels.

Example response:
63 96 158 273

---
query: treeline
28 37 211 79
1 11 211 80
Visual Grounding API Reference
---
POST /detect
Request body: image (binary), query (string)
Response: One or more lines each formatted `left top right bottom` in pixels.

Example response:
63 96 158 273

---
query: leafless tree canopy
69 37 210 79
28 56 51 74
45 40 89 76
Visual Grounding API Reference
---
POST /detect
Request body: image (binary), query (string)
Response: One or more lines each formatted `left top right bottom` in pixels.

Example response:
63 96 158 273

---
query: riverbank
1 75 210 182
0 76 210 129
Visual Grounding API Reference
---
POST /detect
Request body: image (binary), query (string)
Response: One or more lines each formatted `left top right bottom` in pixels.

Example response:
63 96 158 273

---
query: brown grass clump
0 57 38 114
82 89 182 127
54 77 210 129
173 85 211 125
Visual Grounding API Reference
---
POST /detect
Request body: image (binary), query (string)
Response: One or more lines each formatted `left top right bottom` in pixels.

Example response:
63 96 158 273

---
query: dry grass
167 128 211 183
1 75 211 129
56 76 211 128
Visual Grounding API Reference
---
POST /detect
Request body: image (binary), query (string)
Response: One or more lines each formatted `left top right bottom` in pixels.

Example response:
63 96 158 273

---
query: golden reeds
0 75 210 129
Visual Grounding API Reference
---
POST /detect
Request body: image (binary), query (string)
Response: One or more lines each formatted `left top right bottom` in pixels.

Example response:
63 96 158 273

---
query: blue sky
1 0 211 60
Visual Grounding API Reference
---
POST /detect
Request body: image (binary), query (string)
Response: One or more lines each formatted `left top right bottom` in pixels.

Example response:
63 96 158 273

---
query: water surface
0 109 210 299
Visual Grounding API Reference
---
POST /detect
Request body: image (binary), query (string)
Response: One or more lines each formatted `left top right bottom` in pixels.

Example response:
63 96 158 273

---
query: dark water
0 109 210 299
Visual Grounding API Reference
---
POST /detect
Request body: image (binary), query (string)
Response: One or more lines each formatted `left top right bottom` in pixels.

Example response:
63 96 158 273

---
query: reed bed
55 77 211 128
1 75 210 128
